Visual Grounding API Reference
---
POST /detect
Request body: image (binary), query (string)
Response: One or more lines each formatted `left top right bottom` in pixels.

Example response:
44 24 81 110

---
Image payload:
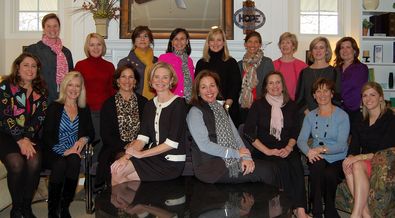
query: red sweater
75 56 115 111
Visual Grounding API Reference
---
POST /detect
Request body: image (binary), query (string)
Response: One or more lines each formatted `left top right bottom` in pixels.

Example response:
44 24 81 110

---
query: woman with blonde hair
273 32 307 101
111 62 187 184
195 27 241 126
295 36 340 115
43 71 94 218
343 82 395 218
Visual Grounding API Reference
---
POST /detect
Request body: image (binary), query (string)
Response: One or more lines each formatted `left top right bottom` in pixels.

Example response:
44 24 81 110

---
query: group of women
0 12 394 218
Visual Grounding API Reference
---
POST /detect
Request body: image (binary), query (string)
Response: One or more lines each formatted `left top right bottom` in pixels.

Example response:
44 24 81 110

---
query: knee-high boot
48 182 63 218
10 202 24 218
22 198 37 218
60 178 78 218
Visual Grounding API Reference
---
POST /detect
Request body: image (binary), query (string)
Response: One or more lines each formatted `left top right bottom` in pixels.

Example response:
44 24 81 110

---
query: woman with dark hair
334 37 368 126
0 52 47 218
26 13 73 104
43 71 94 218
297 78 349 218
195 27 241 126
118 26 158 99
295 36 341 115
187 70 279 185
96 65 147 188
243 71 309 218
343 82 395 218
111 62 187 184
158 28 194 101
238 31 274 123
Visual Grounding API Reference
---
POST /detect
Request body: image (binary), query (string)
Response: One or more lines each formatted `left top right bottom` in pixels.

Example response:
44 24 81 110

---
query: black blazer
100 93 147 153
43 101 95 150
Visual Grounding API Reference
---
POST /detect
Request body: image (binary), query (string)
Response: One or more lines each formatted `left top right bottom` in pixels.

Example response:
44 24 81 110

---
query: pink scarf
42 34 69 85
265 94 284 141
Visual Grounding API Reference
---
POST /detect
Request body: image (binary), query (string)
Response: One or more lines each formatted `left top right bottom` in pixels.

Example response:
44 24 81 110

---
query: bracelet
361 154 368 160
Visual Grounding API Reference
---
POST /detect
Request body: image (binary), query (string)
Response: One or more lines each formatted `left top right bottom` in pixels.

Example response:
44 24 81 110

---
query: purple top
339 62 368 112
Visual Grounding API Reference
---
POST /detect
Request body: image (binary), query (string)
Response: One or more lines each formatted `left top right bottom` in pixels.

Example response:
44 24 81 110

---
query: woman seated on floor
95 65 147 188
186 70 280 185
342 82 395 218
111 62 187 185
43 71 95 218
297 78 349 218
243 71 310 218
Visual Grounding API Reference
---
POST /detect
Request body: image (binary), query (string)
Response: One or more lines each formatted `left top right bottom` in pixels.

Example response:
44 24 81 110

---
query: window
18 0 58 31
300 0 338 35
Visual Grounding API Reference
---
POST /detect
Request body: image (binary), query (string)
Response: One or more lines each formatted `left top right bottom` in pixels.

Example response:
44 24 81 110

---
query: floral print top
0 80 47 141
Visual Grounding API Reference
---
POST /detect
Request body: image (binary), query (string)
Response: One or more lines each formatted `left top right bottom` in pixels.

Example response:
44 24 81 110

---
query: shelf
361 36 395 41
364 62 395 66
383 89 395 92
362 10 394 15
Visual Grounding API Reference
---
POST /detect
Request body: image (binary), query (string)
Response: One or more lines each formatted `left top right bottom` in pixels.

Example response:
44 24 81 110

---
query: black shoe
10 204 24 218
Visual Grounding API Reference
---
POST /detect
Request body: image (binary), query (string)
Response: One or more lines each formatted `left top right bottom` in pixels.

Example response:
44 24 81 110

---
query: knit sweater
75 56 115 111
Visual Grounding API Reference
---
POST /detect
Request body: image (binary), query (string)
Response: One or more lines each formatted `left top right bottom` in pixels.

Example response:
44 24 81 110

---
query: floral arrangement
74 0 120 20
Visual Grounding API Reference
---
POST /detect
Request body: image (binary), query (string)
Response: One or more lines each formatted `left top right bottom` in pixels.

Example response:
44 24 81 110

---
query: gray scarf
175 50 192 102
208 101 242 178
239 49 263 108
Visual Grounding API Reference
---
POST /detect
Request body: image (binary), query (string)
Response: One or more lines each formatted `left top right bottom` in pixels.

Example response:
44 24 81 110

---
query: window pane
320 15 338 34
301 0 318 12
300 15 318 34
40 0 58 11
320 0 337 12
20 0 38 11
19 12 39 31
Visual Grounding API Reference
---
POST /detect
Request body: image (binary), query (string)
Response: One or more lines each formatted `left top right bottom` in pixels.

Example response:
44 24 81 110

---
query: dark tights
1 152 41 204
49 153 81 183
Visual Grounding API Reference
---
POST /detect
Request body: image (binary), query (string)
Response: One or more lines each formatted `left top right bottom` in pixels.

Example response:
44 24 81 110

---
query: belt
165 154 186 162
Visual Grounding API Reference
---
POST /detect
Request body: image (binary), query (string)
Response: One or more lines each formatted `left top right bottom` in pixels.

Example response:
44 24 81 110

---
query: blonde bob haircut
278 32 298 52
83 33 106 57
361 82 387 120
56 71 87 108
308 36 332 63
149 62 178 90
202 27 231 62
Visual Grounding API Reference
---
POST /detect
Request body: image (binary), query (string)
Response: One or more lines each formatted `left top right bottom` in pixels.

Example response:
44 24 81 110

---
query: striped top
52 109 79 155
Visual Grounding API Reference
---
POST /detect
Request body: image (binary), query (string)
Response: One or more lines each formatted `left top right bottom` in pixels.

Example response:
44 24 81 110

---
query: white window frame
299 0 343 36
17 0 59 32
5 0 62 39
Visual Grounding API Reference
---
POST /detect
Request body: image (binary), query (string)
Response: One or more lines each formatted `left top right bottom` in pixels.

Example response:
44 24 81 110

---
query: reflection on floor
0 177 351 218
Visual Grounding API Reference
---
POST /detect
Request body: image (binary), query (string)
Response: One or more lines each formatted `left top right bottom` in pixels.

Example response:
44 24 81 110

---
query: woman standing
159 28 194 102
334 37 368 126
75 33 115 165
0 53 47 218
295 36 340 115
195 27 241 126
26 13 73 104
187 70 279 185
238 31 274 123
243 71 309 218
111 62 187 184
96 65 147 188
297 78 349 218
273 32 308 101
43 72 94 218
342 82 395 218
118 26 158 99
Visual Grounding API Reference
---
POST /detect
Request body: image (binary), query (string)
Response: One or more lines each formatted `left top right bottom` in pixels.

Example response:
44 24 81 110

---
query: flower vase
94 18 109 38
363 0 379 10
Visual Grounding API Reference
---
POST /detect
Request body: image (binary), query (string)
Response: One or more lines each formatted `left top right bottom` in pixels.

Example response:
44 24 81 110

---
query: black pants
49 153 81 183
309 159 343 218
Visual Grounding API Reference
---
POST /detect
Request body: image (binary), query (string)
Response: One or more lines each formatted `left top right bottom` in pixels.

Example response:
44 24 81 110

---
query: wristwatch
224 104 230 110
361 154 368 160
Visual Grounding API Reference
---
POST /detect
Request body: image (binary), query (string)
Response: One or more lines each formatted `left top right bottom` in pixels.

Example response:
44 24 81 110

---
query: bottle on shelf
389 72 394 89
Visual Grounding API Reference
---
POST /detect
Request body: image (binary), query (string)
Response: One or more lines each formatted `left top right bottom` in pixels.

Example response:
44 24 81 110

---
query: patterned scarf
174 50 192 102
239 49 264 108
135 48 155 100
115 92 140 142
265 94 284 141
208 101 241 178
42 34 68 85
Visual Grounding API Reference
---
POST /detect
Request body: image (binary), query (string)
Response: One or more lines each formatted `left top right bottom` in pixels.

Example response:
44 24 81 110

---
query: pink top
158 53 194 98
273 58 308 100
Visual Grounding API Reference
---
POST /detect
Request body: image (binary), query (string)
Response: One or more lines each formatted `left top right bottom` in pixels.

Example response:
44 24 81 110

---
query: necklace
313 107 333 145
